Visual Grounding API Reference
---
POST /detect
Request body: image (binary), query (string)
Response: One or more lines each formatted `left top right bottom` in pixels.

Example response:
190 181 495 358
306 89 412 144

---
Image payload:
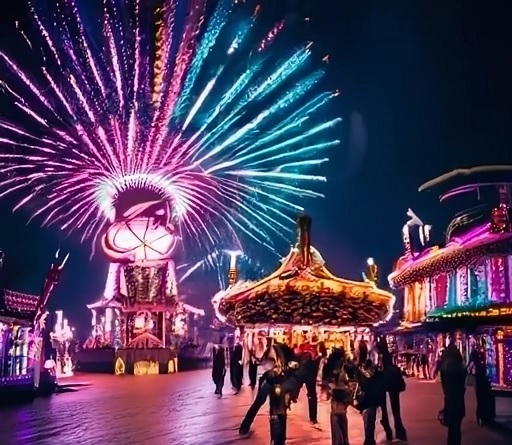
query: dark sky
0 0 511 332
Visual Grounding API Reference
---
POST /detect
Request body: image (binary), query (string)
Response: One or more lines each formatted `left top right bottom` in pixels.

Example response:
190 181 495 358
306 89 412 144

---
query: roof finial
296 214 312 267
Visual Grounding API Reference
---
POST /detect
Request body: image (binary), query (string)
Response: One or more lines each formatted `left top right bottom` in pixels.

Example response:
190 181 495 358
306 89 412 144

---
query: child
329 370 352 445
212 346 226 398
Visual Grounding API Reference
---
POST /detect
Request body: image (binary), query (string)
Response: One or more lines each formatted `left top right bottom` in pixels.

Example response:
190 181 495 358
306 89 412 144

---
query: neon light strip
498 341 505 387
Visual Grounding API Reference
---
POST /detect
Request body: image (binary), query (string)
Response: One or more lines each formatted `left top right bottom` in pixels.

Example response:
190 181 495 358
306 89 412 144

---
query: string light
504 341 512 387
390 243 512 289
497 330 505 387
2 290 39 315
491 204 511 234
426 304 512 320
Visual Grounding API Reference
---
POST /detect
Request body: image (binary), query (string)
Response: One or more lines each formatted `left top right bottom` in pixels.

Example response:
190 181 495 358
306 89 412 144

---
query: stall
0 290 37 393
0 249 68 398
213 215 395 360
389 167 512 390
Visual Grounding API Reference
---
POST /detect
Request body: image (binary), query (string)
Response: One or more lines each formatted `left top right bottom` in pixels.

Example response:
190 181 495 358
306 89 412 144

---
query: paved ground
0 370 510 445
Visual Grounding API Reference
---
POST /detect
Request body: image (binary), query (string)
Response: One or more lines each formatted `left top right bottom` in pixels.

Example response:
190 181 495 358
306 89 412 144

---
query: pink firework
0 0 341 255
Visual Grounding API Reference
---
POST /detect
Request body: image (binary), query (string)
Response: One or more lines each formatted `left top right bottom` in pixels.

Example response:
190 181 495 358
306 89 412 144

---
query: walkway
0 370 510 445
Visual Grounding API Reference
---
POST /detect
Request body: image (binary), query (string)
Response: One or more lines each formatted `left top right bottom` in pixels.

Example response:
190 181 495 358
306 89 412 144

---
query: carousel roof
215 216 394 327
389 222 512 288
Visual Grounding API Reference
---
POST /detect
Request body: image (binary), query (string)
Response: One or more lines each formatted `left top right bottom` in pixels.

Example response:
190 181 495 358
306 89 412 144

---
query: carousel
213 215 395 358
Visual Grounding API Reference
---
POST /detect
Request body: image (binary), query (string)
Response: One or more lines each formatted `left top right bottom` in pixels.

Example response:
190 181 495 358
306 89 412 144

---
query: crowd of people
211 334 496 445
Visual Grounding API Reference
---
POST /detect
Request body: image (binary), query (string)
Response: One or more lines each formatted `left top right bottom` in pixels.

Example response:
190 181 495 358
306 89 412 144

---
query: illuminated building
0 250 67 396
82 199 207 375
389 166 512 390
83 200 180 375
213 215 395 359
0 290 37 392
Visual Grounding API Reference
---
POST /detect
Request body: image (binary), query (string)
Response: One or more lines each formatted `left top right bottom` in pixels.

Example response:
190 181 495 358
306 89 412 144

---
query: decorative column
456 267 469 306
228 251 239 287
487 257 507 303
447 272 457 309
506 256 512 303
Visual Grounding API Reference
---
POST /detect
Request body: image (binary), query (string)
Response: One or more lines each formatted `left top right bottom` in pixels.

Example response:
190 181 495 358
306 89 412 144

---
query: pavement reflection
0 370 510 445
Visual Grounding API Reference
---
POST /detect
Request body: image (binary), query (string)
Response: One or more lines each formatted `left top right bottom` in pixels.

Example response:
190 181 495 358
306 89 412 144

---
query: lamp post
227 250 242 287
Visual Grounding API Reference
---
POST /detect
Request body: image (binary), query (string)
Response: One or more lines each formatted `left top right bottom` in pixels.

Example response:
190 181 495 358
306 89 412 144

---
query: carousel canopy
215 216 394 327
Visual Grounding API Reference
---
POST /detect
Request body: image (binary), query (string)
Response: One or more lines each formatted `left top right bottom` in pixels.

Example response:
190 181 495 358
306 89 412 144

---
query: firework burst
0 0 340 257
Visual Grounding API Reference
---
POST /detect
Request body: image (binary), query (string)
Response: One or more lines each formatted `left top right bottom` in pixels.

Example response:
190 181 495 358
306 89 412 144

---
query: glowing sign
426 304 512 321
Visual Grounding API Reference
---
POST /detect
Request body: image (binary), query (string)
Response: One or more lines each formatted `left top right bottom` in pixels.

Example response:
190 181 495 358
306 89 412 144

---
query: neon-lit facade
0 290 37 389
389 167 512 389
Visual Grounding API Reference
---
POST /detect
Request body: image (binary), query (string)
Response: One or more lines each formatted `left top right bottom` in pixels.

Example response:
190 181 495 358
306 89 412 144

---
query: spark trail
0 0 340 256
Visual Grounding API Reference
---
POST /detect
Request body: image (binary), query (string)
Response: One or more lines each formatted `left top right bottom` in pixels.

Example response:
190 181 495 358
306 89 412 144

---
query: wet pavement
0 370 511 445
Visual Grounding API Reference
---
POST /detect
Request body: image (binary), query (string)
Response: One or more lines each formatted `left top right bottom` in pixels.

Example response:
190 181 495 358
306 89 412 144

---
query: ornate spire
296 214 312 267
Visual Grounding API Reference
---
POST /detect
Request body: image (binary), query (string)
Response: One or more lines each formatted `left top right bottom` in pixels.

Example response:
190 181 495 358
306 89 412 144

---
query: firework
0 0 341 255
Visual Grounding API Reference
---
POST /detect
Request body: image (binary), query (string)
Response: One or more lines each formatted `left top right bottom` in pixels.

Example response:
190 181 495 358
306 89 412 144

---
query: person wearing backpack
380 352 408 442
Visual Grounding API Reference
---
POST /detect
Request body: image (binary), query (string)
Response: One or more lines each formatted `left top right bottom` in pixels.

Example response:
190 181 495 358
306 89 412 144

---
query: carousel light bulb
367 257 374 266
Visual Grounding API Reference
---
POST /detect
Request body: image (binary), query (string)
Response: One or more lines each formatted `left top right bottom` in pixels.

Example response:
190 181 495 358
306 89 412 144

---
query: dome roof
215 216 394 327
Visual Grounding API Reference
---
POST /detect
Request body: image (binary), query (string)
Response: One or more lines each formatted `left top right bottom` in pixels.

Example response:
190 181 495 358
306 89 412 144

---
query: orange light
498 341 505 387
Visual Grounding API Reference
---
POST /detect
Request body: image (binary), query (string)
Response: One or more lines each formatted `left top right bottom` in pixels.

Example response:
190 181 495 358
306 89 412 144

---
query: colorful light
390 236 512 288
0 0 340 257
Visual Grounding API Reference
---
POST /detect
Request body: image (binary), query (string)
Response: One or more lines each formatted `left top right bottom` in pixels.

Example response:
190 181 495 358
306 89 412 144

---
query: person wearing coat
440 345 467 445
212 345 227 398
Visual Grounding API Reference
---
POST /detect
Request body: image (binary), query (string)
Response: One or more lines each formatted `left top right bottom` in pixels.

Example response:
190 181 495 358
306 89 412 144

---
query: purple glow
487 257 507 303
389 223 512 281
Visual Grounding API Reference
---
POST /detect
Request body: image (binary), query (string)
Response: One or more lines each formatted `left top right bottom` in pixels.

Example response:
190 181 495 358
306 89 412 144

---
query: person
239 345 304 436
212 346 226 398
356 359 386 445
239 356 296 442
467 342 495 426
440 344 466 445
230 342 243 394
267 365 290 445
248 349 260 390
299 344 321 424
323 348 352 445
419 339 431 380
380 352 408 442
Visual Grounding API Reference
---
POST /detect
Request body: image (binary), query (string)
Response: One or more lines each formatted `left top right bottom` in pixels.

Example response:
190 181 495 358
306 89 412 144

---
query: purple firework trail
0 0 341 256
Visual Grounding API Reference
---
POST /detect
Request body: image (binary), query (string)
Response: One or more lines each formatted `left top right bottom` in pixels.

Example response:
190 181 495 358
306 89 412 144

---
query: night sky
0 0 511 334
